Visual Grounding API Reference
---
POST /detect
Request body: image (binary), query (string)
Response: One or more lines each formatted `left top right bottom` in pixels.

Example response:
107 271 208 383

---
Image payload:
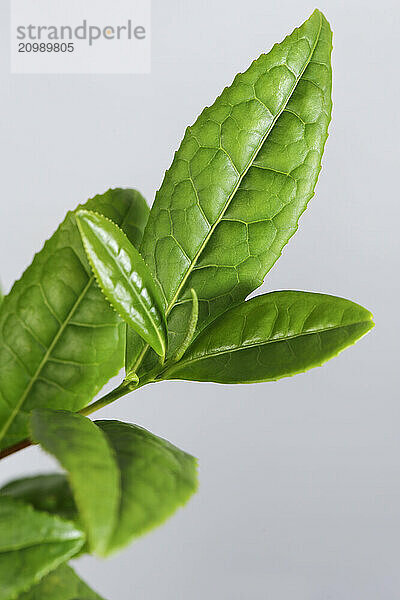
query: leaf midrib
0 206 134 444
165 319 372 373
0 277 94 444
82 219 165 356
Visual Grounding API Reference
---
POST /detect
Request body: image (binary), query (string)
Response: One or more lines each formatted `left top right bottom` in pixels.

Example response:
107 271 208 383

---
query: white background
1 0 399 598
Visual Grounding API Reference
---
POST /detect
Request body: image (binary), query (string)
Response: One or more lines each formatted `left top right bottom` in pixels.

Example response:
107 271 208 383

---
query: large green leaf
138 9 332 364
76 210 166 358
96 420 198 554
0 497 84 600
1 475 76 522
30 409 119 557
162 291 374 383
0 188 149 451
16 565 106 600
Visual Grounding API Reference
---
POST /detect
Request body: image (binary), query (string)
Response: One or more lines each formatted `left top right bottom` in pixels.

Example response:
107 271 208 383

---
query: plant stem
0 380 137 461
0 438 32 460
79 381 133 416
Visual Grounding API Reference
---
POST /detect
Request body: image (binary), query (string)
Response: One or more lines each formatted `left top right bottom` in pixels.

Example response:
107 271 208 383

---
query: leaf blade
162 291 374 383
0 188 149 451
30 409 119 556
0 497 84 600
76 210 167 358
140 10 332 358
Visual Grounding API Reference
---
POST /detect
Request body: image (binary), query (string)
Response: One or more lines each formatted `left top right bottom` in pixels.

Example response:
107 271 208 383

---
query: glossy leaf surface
1 474 76 522
0 188 149 450
17 565 106 600
76 210 166 357
163 291 374 383
30 409 119 556
0 497 84 600
96 420 198 554
140 9 333 358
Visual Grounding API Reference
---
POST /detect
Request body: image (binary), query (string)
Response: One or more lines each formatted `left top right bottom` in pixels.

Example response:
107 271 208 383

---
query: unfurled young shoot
169 288 199 364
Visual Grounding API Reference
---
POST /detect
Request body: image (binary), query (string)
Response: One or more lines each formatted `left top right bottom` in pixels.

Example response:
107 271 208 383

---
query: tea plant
0 10 373 599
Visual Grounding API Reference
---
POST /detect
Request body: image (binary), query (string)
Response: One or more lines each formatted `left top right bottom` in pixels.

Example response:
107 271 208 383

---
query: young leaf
0 497 84 600
162 291 374 383
0 188 149 451
139 9 333 360
96 420 198 554
76 209 167 358
16 564 106 600
170 288 199 363
30 409 119 557
125 331 146 376
1 474 76 522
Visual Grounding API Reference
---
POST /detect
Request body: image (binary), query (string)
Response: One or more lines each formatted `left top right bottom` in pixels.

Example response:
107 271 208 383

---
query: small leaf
96 420 198 554
162 291 374 383
30 409 119 556
16 564 106 600
1 474 76 522
124 371 139 388
0 497 84 600
0 188 149 451
76 210 167 358
125 329 147 377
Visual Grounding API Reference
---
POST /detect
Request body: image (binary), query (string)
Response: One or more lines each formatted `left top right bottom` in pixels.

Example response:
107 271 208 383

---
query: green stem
79 381 134 416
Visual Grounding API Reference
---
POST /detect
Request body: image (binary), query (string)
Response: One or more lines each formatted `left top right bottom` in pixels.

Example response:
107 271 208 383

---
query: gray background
0 0 398 598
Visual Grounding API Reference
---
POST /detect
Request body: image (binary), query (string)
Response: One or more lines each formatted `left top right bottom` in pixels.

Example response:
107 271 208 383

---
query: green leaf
162 291 374 383
30 409 119 557
139 9 332 361
76 210 166 358
0 497 84 600
95 420 198 554
1 475 76 522
16 564 106 600
0 188 149 451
